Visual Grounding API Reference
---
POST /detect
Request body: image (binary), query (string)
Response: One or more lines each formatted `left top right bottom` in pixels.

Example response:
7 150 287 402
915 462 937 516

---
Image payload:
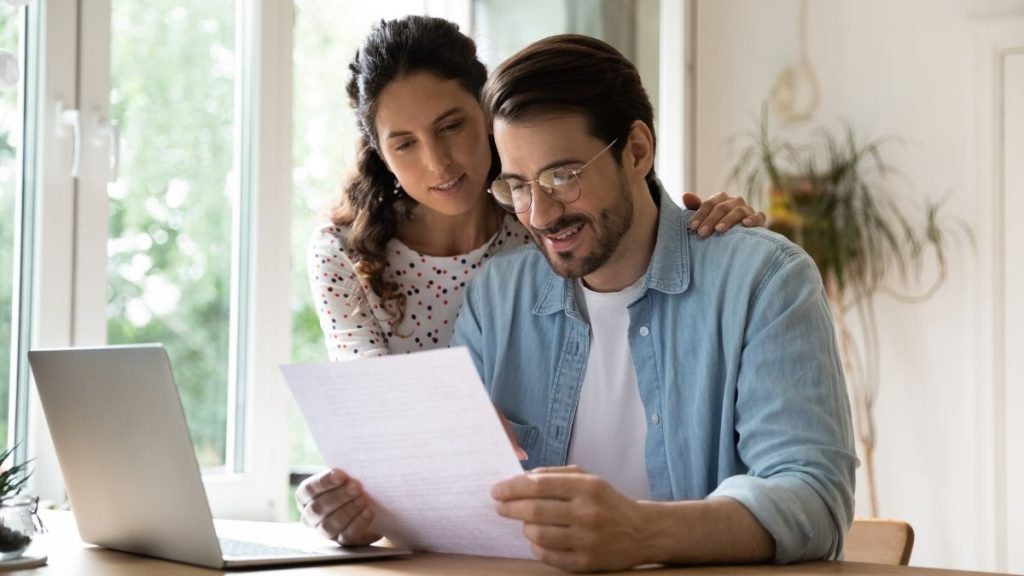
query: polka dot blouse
308 214 534 360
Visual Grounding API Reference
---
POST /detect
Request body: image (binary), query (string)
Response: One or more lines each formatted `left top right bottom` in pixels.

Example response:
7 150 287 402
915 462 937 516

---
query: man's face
492 115 633 280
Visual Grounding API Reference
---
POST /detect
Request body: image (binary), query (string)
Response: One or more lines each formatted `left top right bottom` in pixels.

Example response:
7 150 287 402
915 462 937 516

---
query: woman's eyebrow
384 107 465 141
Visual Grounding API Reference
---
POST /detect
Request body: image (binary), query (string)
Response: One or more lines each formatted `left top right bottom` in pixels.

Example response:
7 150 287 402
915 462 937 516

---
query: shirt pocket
507 421 540 452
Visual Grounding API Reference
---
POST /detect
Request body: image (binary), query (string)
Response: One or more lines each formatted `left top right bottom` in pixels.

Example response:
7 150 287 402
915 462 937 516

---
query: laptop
28 344 410 569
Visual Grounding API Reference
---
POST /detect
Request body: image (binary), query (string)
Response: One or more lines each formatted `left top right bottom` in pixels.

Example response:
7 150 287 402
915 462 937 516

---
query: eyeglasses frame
488 136 621 214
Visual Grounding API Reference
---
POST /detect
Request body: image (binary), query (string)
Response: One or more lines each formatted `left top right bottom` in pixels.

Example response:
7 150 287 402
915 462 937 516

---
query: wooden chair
844 518 915 565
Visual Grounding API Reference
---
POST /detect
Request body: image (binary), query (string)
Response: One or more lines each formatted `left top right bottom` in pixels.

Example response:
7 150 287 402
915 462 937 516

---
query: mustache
531 214 589 236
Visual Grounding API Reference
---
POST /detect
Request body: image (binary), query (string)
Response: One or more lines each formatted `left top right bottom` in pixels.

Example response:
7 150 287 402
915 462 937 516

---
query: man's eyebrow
498 157 583 180
383 107 465 141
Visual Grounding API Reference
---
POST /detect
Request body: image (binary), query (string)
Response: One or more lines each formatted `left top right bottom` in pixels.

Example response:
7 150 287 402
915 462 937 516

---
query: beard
527 171 634 279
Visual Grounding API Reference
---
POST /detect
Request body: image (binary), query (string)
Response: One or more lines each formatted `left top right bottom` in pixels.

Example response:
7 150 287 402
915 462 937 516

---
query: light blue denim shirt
451 183 857 563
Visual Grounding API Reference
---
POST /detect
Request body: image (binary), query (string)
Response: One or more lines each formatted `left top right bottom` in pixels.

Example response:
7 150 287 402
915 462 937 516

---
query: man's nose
527 183 564 231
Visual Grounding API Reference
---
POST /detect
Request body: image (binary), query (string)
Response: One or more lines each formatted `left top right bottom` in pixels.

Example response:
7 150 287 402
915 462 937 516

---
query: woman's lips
430 174 465 194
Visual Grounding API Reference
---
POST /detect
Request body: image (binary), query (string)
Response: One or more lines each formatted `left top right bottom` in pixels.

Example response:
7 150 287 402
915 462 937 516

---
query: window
105 0 238 471
35 0 291 518
0 7 23 450
0 0 36 459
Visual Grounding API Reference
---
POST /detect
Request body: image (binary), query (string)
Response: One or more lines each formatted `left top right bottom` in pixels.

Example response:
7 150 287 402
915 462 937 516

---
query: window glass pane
289 1 424 473
473 0 569 68
0 10 23 450
473 1 659 110
107 2 237 469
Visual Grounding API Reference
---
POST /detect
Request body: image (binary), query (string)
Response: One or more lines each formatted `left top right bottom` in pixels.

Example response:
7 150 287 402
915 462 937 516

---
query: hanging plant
727 107 971 516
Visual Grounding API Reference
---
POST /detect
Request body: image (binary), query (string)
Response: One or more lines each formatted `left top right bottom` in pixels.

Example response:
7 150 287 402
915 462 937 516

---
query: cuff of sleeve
709 474 840 563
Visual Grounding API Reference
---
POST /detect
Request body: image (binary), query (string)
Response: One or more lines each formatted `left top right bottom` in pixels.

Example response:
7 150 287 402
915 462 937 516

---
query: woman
301 15 764 544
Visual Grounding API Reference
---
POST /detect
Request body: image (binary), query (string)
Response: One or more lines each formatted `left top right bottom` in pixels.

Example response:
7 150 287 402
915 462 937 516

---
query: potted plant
0 445 38 561
727 109 969 517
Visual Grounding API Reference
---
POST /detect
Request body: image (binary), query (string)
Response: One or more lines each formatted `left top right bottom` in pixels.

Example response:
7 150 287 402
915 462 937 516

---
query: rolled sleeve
721 250 857 563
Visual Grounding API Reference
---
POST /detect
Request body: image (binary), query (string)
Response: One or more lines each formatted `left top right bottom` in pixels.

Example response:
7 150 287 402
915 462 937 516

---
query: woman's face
374 72 492 217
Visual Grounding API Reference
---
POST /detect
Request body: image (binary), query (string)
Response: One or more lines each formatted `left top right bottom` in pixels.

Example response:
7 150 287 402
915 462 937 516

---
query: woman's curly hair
330 15 492 330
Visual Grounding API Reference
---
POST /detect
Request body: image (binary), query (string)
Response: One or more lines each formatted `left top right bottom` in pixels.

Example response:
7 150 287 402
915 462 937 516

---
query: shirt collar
532 179 692 316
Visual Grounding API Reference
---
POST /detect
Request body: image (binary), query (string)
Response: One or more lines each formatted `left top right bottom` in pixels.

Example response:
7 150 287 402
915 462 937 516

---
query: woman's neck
396 198 503 257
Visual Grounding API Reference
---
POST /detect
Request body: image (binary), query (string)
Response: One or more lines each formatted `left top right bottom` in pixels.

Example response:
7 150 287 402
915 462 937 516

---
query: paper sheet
281 347 532 558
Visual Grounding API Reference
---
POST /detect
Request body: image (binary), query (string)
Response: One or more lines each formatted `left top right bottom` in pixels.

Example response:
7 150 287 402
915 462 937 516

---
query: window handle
55 100 81 179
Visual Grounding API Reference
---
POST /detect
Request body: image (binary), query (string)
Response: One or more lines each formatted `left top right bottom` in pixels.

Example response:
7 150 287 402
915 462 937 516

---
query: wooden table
13 512 1011 576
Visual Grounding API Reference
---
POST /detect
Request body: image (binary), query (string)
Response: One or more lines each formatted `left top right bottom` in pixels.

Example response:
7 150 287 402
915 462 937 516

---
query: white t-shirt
308 214 533 360
567 277 651 501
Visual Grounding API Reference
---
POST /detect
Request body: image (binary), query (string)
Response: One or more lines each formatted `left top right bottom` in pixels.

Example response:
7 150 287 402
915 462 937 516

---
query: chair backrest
844 518 915 565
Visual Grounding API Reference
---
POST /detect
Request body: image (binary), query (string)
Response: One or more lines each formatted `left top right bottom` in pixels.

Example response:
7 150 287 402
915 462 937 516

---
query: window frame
6 0 41 462
28 0 295 520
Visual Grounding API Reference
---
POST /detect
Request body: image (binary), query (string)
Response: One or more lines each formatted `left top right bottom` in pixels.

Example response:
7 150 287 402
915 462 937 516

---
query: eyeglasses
488 138 619 214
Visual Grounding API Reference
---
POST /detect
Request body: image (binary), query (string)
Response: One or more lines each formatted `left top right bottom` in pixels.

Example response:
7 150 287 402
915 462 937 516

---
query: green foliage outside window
0 12 21 450
106 1 236 468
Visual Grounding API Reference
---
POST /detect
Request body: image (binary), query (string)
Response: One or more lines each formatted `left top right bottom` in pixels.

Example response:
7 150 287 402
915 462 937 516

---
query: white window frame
29 0 294 520
203 0 294 520
28 0 80 504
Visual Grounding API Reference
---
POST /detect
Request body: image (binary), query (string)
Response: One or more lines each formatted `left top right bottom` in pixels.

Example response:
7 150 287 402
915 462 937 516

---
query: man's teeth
549 223 583 240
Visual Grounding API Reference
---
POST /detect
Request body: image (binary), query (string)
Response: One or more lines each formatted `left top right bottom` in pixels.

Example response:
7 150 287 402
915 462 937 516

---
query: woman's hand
296 468 382 546
682 192 766 237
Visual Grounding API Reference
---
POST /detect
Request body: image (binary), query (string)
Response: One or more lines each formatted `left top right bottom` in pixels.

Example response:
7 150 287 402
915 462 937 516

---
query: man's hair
482 34 657 182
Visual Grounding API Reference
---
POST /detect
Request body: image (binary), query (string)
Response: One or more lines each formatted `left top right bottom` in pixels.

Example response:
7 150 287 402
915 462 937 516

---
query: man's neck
582 183 660 293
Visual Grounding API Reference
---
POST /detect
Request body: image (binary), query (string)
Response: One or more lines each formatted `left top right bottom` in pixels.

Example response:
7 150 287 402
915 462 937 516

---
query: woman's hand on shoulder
682 192 766 237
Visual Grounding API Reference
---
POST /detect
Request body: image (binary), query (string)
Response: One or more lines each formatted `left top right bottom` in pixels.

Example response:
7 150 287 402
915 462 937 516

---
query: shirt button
650 412 660 425
639 326 650 337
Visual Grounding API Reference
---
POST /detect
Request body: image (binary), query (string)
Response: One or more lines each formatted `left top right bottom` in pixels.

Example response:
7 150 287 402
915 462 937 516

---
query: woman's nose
424 139 452 173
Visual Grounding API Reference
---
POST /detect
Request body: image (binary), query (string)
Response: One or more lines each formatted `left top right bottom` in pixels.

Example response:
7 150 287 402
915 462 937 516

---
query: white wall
691 0 1024 570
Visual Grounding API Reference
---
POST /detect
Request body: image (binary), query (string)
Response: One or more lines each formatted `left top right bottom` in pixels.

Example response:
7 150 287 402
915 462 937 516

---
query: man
448 34 856 572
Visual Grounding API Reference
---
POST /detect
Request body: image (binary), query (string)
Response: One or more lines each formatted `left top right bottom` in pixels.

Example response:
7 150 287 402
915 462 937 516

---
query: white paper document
281 347 532 558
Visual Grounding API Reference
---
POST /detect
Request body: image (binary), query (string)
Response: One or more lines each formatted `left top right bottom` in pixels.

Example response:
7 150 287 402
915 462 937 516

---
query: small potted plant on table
0 445 41 561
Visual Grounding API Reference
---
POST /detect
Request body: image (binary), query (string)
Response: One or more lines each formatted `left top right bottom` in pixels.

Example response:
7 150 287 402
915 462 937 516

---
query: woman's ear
624 119 655 177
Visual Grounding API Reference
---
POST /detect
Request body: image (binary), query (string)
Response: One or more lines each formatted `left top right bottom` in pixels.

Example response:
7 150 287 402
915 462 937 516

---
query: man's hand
682 191 766 237
492 466 652 573
295 469 381 546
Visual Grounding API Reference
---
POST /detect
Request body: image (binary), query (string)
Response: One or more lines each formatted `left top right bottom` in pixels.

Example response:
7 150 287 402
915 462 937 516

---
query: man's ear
624 119 655 178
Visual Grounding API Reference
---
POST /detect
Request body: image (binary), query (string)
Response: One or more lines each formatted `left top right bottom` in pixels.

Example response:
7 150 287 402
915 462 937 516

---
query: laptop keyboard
219 537 322 558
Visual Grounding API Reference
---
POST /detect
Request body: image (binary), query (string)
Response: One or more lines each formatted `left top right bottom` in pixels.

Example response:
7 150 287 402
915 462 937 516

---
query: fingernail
715 223 726 232
699 225 711 237
743 217 753 224
689 219 700 230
